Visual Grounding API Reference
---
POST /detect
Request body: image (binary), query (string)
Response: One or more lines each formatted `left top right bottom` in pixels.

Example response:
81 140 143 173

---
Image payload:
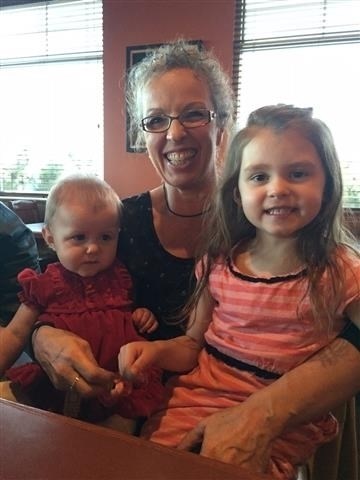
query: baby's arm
119 287 214 382
0 303 39 375
132 307 158 334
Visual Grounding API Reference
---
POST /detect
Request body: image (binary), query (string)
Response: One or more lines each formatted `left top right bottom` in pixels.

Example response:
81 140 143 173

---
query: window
0 0 103 194
234 0 360 208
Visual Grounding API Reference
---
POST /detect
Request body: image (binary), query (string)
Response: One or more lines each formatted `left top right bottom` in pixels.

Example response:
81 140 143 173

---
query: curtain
233 0 360 209
0 0 103 194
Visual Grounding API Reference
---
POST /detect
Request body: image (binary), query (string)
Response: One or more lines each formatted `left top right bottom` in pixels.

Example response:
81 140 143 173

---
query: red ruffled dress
6 260 164 421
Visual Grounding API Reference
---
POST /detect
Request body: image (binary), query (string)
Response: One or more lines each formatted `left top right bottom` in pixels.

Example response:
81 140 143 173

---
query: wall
103 0 235 198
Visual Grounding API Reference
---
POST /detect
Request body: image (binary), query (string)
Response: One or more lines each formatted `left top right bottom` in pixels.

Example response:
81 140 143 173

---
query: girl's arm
118 287 215 381
0 304 39 375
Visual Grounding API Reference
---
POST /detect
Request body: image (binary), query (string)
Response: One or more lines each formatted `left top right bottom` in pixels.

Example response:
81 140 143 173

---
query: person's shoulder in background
0 201 40 326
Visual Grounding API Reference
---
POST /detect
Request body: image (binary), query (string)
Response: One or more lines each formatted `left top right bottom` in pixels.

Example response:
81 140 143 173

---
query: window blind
0 0 103 194
233 0 360 208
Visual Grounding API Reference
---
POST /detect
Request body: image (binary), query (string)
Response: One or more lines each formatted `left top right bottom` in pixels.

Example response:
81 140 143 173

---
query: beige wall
103 0 235 198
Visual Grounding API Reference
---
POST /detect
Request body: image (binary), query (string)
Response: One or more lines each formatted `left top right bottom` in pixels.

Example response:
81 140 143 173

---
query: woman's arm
0 303 38 375
32 286 214 396
179 337 360 471
119 287 215 380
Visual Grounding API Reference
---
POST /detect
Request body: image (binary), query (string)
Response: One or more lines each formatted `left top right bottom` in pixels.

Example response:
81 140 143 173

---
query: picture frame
125 40 204 153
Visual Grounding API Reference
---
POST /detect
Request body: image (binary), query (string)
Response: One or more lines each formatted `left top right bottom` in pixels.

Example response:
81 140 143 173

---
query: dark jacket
0 201 40 326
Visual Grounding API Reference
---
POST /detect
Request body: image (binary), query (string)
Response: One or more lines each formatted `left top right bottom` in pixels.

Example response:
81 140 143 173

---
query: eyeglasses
141 109 216 133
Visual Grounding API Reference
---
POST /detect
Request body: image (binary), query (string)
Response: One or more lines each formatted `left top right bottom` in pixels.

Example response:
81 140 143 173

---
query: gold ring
69 375 80 391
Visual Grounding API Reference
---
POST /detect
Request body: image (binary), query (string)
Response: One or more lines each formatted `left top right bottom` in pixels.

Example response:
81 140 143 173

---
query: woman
30 41 360 473
117 39 233 340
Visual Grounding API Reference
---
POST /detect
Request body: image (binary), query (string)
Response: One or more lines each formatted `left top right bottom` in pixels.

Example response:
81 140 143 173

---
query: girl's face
238 128 326 240
43 201 119 277
141 68 222 190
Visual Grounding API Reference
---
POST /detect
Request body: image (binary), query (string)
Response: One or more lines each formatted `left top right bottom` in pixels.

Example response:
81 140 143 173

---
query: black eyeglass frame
141 109 216 133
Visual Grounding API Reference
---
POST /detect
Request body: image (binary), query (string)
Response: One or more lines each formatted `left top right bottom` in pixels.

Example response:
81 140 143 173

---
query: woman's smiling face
141 68 222 190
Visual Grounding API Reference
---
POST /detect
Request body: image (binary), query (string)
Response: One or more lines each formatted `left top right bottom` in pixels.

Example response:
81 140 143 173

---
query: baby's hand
132 308 158 334
99 376 133 405
112 376 133 396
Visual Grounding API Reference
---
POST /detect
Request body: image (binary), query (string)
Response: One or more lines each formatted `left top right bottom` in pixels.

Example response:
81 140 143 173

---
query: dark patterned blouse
118 192 195 340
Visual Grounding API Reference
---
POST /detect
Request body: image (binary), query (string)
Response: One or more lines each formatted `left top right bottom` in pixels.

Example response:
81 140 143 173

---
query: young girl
5 173 164 425
118 105 360 479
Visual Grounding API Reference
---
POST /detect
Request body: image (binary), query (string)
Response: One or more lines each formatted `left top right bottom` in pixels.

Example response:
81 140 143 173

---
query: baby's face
44 201 119 277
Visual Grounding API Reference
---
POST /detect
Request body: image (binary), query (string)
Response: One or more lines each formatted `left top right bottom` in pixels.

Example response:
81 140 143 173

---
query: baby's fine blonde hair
44 173 122 227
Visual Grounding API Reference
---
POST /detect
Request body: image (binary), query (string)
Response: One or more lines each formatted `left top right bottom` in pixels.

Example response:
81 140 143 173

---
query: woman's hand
33 326 118 397
178 395 274 473
178 337 360 470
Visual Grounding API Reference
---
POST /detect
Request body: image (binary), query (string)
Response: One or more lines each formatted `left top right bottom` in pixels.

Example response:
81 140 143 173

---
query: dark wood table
0 399 273 480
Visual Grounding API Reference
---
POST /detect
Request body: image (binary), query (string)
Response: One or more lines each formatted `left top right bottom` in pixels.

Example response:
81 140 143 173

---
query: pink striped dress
141 247 360 479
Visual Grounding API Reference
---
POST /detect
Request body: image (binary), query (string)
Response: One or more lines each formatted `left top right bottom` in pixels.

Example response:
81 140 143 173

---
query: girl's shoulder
195 254 227 279
332 245 360 287
334 244 360 265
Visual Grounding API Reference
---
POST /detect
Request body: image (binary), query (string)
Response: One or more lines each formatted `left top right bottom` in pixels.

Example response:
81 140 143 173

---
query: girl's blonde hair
189 104 359 329
44 173 122 227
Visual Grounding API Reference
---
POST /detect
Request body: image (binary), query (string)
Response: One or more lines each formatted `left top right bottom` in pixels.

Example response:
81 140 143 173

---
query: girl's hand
132 308 159 334
118 341 161 384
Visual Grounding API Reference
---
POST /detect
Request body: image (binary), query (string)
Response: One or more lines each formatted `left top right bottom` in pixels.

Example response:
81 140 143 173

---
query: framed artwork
125 40 203 152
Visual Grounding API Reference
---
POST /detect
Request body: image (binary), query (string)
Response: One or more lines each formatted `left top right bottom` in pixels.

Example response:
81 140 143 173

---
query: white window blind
234 0 360 208
0 0 103 194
